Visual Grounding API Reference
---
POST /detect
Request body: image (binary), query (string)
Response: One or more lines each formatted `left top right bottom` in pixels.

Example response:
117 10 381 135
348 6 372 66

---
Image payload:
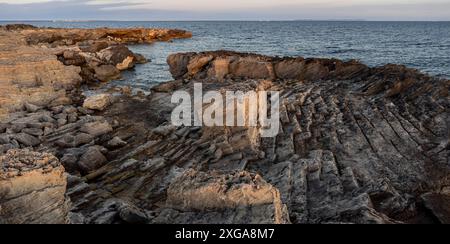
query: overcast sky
0 0 449 21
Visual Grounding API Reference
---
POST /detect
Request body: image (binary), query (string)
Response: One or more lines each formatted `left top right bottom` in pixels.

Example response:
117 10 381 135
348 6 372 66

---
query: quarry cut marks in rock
171 83 280 138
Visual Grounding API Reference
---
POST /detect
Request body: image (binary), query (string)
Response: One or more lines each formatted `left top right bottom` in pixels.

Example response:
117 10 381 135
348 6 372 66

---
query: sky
0 0 449 21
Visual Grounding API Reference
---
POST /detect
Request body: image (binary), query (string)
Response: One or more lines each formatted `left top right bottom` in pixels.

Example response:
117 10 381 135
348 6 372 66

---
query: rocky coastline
0 25 449 224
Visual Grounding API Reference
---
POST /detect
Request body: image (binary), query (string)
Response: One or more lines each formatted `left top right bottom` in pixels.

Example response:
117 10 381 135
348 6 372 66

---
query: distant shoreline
1 20 450 22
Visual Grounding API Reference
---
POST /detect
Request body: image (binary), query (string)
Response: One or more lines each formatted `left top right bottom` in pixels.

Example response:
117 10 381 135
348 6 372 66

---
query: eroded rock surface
1 28 448 224
0 25 192 117
0 149 69 224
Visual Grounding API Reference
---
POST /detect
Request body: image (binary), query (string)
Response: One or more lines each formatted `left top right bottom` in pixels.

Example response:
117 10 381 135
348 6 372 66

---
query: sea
2 21 449 90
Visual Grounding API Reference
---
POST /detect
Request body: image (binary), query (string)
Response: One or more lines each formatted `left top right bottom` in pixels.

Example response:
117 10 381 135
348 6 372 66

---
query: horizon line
2 19 450 22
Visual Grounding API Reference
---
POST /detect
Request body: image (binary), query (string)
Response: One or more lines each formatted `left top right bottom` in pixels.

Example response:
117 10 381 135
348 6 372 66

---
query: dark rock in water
134 53 149 64
167 53 194 79
79 41 109 53
94 65 121 82
151 80 183 93
97 44 135 66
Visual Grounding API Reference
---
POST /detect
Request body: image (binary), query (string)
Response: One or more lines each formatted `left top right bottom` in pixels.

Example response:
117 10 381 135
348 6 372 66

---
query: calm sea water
2 21 449 89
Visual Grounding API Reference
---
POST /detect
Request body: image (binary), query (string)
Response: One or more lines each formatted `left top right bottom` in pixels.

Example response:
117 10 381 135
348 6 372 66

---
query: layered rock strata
0 149 69 224
0 25 192 117
0 25 448 224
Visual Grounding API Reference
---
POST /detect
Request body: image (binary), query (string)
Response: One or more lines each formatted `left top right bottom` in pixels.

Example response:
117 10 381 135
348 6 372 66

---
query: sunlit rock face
0 149 69 224
0 25 192 118
0 23 448 224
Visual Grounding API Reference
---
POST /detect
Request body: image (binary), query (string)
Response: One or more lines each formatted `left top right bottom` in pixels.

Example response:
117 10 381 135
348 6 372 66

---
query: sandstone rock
187 55 213 76
80 121 113 137
151 80 183 93
167 53 194 79
94 65 121 82
83 94 112 111
116 56 135 71
97 45 135 66
274 58 305 79
0 149 69 224
166 170 290 224
80 41 109 53
229 57 273 79
78 146 108 174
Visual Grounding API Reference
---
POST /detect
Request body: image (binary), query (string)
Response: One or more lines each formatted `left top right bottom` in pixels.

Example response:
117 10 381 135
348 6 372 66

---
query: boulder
133 53 148 64
80 121 113 137
187 55 213 76
94 65 121 82
106 136 127 149
165 170 291 224
83 94 112 111
0 149 69 224
78 146 108 174
79 41 109 53
151 80 183 93
116 56 135 71
167 53 194 79
13 133 41 147
97 44 135 66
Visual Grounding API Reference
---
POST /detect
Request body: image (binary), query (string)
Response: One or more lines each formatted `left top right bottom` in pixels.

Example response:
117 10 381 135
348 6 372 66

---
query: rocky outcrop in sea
0 25 448 224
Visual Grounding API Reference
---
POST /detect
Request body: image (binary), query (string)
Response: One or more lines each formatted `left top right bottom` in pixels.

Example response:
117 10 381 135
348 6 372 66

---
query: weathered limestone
0 22 448 224
164 170 290 224
0 25 192 117
83 94 112 111
0 149 69 224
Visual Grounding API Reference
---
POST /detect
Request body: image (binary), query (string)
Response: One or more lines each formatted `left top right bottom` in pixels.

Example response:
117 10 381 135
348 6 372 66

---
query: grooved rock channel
0 25 449 224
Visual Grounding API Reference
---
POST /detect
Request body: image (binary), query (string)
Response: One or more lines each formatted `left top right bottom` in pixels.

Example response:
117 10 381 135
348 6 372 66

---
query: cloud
0 0 449 20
